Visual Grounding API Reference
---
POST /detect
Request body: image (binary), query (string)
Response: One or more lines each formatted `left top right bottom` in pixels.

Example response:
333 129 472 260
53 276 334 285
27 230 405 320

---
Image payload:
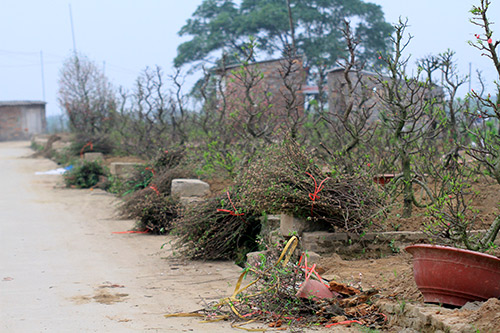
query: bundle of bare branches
119 166 195 234
172 194 262 263
237 140 384 233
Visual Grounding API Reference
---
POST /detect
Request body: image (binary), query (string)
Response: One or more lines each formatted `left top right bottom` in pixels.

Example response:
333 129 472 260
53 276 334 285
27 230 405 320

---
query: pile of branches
166 239 387 330
237 140 384 233
120 166 195 234
122 191 181 234
150 147 185 171
116 148 188 196
172 192 262 263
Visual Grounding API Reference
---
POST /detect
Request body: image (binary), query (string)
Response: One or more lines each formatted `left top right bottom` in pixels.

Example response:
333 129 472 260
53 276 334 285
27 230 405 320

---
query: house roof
326 67 379 77
215 57 303 73
0 101 46 107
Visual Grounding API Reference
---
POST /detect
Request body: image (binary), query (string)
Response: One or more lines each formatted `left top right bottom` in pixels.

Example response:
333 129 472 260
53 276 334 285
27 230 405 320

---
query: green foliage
64 160 108 188
108 165 153 196
30 140 44 152
197 140 241 178
175 0 392 70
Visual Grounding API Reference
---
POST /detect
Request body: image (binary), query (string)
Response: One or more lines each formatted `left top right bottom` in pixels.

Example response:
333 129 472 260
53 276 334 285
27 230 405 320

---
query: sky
0 0 498 117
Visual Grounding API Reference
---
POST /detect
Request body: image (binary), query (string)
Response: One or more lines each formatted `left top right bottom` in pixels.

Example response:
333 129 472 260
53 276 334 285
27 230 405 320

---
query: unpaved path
0 141 248 332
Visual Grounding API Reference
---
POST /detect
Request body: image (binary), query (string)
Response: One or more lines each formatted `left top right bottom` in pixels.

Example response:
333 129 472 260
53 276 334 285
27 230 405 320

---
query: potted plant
406 141 500 307
405 0 500 307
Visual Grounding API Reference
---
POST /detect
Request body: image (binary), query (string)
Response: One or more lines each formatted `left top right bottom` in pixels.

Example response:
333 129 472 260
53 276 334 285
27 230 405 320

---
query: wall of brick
220 58 306 135
0 101 47 141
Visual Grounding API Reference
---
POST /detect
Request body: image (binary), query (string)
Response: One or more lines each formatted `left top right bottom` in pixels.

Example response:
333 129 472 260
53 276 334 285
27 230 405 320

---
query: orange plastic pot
406 244 500 307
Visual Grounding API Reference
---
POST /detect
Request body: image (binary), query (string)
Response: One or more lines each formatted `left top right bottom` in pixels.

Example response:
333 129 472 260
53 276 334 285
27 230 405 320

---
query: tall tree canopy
174 0 393 70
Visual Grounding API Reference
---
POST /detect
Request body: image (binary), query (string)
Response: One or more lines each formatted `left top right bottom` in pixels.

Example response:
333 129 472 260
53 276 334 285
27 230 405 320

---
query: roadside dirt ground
0 141 252 332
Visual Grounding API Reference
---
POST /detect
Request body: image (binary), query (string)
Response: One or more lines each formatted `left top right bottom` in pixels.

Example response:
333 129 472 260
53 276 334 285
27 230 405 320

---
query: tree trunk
401 151 413 218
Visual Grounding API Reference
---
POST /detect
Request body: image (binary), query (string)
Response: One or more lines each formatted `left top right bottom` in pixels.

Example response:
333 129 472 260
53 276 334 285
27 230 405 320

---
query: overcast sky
0 0 498 116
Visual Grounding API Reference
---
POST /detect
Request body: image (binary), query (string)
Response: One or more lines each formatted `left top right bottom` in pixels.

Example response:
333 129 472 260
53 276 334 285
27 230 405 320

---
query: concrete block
280 214 307 236
280 214 331 236
32 136 48 147
266 215 281 230
52 141 71 151
301 231 341 253
84 152 104 162
109 162 140 179
303 251 321 266
246 250 269 268
179 197 205 206
171 179 210 198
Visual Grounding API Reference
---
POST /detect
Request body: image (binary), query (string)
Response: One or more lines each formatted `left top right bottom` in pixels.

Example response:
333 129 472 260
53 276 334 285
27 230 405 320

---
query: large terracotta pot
405 244 500 307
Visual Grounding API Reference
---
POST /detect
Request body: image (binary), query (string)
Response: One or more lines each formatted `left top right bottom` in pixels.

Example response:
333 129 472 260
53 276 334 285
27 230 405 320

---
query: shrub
64 160 108 188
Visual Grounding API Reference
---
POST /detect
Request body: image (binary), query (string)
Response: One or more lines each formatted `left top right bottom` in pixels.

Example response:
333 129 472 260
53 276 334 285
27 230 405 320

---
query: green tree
174 0 392 71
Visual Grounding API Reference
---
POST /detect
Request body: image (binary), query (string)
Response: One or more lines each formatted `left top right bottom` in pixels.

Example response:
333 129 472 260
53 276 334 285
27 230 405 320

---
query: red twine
217 191 244 216
298 253 329 288
145 167 156 176
80 141 93 159
325 320 363 328
305 172 329 214
149 185 160 196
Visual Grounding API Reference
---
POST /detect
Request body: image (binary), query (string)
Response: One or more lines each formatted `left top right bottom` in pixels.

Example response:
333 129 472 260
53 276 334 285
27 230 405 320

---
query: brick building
0 101 47 141
217 58 306 136
326 67 444 121
327 67 380 116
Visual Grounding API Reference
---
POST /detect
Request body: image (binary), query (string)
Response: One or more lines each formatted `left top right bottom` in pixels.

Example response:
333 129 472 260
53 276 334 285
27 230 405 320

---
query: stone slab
84 152 104 162
280 214 331 236
109 162 140 179
171 179 210 198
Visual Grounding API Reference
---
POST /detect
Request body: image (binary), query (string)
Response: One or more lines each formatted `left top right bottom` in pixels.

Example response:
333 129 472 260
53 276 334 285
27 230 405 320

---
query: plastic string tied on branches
296 253 334 300
164 236 300 329
80 141 93 159
149 185 160 196
298 253 330 288
305 172 330 215
217 191 244 216
216 236 299 321
145 167 155 176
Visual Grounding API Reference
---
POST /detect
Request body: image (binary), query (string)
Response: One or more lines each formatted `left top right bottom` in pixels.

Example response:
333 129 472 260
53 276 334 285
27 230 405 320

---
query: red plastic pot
372 173 396 186
296 279 334 300
405 244 500 307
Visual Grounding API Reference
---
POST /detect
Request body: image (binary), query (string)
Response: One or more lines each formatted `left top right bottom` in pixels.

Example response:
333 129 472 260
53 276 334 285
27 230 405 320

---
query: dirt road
0 141 246 332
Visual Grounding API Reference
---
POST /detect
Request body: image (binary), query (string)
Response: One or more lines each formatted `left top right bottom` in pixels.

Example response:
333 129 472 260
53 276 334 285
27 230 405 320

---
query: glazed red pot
405 244 500 307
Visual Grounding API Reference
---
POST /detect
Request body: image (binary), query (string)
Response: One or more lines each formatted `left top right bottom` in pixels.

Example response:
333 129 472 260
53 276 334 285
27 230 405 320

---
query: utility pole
69 4 77 55
40 51 46 101
468 62 472 112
